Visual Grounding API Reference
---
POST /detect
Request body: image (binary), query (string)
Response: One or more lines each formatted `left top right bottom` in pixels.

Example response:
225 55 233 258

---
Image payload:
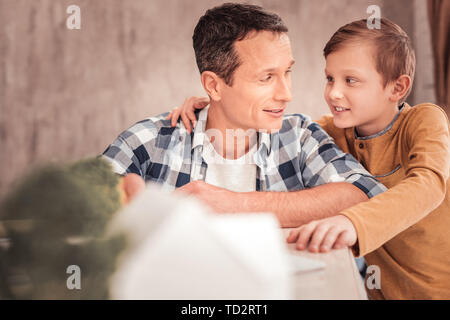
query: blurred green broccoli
0 157 127 299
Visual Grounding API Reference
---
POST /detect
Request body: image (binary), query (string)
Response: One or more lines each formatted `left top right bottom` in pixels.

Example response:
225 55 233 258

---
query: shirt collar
354 103 405 140
192 107 209 151
191 106 275 160
258 131 272 155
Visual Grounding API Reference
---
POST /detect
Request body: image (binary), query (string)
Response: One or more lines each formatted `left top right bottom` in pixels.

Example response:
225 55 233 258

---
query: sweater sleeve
340 104 450 257
314 115 334 137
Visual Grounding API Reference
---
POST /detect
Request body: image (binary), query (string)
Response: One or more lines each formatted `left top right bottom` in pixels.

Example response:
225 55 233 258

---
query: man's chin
263 122 283 134
266 127 281 134
256 119 283 133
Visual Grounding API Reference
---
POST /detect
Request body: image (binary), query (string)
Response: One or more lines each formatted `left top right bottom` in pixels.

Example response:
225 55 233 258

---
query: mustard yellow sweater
317 103 450 300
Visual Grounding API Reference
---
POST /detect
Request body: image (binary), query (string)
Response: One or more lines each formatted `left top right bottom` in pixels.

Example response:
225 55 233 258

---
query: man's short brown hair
193 3 288 86
323 18 416 103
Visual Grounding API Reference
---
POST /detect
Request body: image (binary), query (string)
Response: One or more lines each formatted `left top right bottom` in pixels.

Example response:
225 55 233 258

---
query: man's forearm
236 183 368 227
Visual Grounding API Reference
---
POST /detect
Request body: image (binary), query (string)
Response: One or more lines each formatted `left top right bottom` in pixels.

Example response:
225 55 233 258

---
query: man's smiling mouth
263 108 284 114
263 108 285 118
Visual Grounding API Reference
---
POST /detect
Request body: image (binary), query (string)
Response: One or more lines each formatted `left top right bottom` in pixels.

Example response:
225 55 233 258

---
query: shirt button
359 143 364 149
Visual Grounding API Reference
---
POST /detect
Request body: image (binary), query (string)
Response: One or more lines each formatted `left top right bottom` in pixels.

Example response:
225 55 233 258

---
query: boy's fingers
308 224 329 253
166 111 172 120
296 223 316 250
319 226 341 252
181 111 192 133
333 231 352 249
286 228 301 243
170 109 177 126
171 108 181 127
186 109 197 128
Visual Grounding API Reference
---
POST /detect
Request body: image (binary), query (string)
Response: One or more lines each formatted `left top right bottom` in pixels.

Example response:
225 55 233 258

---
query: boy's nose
328 85 344 100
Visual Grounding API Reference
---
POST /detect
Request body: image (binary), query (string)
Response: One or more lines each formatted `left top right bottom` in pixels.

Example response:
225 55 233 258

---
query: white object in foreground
107 185 324 299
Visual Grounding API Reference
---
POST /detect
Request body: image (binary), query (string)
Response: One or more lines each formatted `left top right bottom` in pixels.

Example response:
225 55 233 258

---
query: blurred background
0 0 448 200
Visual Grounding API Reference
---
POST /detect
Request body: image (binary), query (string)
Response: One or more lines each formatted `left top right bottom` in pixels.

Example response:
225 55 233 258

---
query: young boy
168 18 450 299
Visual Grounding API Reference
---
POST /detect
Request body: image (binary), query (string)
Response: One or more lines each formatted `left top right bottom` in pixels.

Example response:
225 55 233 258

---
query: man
102 3 385 229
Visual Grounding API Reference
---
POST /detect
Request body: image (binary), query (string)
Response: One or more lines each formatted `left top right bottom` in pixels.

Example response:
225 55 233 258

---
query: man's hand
119 173 146 204
176 180 237 213
286 215 357 253
177 182 367 228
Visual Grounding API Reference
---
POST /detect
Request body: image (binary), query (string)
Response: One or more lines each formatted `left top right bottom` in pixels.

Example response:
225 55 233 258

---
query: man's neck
205 103 256 160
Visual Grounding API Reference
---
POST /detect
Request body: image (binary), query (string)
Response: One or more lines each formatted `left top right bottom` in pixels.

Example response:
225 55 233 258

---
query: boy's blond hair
323 18 416 104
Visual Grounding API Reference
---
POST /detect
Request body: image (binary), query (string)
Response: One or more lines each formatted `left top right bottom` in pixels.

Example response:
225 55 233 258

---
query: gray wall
0 0 436 199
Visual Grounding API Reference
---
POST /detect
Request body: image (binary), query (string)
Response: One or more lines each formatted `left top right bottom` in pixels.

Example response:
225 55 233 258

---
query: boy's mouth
332 106 350 113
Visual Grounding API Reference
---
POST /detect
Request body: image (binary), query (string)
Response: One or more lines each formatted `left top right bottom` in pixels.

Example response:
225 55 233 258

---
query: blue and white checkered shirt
102 108 386 197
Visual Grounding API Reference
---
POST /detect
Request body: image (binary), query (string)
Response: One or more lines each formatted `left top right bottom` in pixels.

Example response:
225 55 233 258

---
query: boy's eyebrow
342 68 361 73
325 68 362 75
260 60 295 73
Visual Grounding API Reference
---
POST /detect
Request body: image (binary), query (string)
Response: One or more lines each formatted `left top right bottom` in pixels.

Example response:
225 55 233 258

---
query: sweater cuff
340 210 366 257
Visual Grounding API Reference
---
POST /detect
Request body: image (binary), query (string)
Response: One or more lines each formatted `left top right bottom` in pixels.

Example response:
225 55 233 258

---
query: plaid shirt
102 108 386 197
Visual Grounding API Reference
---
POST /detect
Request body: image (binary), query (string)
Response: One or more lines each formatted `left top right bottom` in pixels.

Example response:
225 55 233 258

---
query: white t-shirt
202 137 257 192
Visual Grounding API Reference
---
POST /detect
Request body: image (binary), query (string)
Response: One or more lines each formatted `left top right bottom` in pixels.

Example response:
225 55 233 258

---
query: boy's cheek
323 90 332 107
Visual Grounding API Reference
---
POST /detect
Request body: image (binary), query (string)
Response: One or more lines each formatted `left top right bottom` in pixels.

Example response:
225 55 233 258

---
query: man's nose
274 77 293 102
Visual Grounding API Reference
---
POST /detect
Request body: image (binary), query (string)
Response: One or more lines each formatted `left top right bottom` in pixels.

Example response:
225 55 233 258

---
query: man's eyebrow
260 60 295 73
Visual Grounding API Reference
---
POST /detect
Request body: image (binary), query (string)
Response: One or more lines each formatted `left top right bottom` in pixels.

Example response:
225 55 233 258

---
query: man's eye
346 78 357 84
261 75 273 82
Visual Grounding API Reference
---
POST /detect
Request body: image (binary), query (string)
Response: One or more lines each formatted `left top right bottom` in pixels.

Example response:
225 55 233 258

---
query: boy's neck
355 102 401 137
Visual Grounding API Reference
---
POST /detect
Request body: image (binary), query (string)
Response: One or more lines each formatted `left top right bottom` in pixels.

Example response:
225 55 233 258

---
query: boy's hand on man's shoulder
286 215 357 253
166 96 210 133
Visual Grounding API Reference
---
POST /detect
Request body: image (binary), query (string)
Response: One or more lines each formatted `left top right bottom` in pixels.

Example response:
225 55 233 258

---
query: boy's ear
201 71 225 102
389 75 412 102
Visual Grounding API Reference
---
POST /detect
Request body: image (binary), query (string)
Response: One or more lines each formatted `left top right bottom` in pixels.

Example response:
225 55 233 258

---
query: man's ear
201 71 225 102
389 75 411 103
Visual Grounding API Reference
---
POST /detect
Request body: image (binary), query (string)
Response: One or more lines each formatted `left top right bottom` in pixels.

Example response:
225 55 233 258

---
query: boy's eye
346 78 357 84
326 76 334 82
